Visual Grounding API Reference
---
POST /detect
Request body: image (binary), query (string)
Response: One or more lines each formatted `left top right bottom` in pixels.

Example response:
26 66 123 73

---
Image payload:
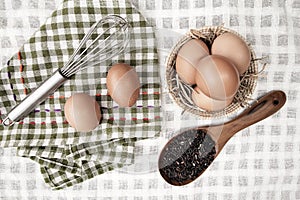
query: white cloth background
0 0 300 199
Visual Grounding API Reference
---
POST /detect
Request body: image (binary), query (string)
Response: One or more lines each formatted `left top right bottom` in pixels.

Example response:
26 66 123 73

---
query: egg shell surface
192 86 233 111
176 39 209 85
211 32 251 75
106 63 140 107
64 93 101 132
195 55 240 100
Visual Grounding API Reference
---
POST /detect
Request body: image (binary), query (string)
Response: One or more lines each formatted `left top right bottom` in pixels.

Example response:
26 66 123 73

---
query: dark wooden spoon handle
218 90 286 145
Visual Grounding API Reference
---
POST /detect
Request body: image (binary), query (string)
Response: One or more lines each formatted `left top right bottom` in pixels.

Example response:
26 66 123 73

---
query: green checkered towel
0 0 161 190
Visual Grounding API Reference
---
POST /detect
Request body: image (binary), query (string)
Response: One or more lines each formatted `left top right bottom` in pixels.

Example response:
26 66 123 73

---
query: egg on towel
106 63 140 107
64 93 101 132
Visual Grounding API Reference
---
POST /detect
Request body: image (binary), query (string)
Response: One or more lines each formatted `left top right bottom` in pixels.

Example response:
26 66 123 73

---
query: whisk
3 15 130 126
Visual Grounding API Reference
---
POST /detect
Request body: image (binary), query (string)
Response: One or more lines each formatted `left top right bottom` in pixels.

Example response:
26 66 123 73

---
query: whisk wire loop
60 15 130 77
62 24 128 77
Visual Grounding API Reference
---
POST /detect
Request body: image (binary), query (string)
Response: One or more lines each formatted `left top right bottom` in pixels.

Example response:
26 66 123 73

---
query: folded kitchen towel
0 0 161 190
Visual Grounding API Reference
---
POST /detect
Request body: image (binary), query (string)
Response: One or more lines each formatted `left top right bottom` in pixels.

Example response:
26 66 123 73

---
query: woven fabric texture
0 0 300 199
0 0 161 190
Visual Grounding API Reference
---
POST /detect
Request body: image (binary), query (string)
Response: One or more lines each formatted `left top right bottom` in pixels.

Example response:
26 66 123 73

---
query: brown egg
195 55 240 100
176 39 209 85
211 32 251 75
106 63 140 107
64 93 101 132
192 86 233 111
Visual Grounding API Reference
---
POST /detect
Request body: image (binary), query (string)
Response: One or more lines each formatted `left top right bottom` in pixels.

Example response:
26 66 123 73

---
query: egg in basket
166 26 261 119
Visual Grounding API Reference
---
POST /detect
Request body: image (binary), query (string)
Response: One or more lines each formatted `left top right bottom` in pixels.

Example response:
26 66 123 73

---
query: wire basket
166 26 259 119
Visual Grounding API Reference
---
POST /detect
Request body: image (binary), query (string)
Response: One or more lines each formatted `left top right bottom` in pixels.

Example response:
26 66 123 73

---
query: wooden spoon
158 90 286 186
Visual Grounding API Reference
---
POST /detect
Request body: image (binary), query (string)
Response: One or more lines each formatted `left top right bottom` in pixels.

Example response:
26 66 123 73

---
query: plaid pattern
0 0 161 190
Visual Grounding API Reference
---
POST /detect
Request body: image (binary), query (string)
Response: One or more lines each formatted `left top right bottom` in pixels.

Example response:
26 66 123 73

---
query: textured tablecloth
1 0 300 199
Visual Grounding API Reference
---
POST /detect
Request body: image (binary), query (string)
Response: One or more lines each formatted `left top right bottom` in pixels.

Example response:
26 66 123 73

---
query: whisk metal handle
2 70 67 126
